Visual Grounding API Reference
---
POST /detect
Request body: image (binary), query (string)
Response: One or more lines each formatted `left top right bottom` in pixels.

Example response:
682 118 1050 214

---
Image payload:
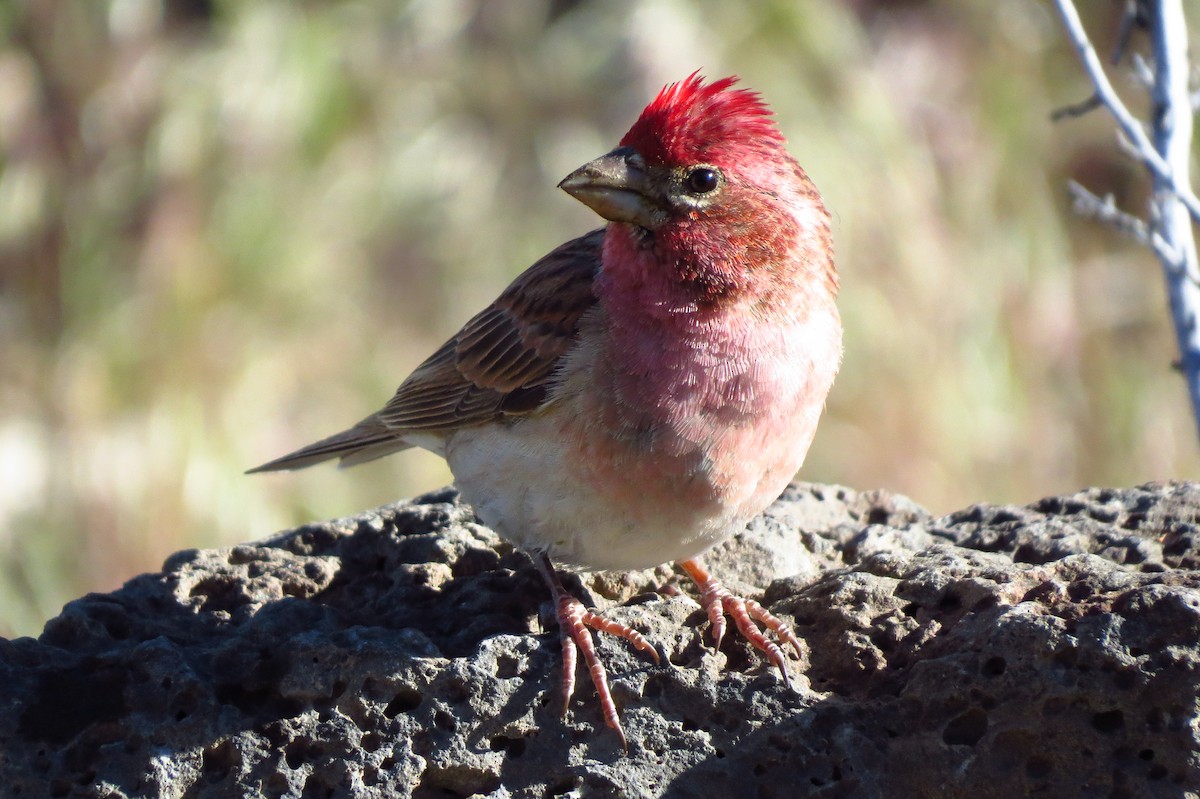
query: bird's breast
558 296 842 531
444 297 840 571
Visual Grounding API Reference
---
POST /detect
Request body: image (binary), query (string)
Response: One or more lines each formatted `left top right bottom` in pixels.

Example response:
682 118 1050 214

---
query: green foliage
0 0 1195 636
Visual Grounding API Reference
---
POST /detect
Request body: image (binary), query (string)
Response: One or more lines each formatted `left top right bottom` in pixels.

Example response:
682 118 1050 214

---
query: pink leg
536 554 659 749
679 558 803 687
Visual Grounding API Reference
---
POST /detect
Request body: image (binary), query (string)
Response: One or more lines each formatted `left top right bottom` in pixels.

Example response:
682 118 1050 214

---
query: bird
250 73 842 748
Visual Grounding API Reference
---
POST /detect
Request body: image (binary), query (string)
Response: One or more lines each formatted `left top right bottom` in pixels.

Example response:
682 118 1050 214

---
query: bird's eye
684 167 719 195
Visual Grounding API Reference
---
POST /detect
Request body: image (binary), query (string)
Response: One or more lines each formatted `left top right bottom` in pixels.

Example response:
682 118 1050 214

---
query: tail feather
247 421 411 473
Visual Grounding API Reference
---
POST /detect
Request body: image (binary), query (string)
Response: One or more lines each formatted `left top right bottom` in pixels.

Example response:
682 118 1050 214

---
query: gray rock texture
2 481 1200 798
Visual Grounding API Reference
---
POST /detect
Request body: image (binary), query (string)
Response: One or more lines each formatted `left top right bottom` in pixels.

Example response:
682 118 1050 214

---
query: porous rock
2 482 1199 798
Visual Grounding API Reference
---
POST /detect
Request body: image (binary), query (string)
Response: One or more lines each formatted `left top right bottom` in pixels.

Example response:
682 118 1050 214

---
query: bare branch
1148 1 1200 296
1051 94 1103 121
1053 0 1200 224
1066 181 1181 265
1111 0 1143 65
1130 53 1155 89
1055 0 1200 441
1115 129 1143 162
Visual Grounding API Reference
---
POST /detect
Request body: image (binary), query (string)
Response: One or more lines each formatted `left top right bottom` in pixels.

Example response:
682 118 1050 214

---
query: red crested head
559 72 836 309
618 73 784 167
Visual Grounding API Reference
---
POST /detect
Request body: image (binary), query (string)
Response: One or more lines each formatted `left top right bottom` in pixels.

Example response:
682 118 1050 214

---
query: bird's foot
537 554 659 750
679 558 802 687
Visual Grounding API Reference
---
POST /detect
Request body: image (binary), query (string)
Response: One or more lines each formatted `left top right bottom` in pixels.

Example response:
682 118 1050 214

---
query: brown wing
248 228 604 473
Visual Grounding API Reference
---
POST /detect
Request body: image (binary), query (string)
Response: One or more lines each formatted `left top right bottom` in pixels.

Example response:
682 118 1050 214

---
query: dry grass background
1 0 1196 637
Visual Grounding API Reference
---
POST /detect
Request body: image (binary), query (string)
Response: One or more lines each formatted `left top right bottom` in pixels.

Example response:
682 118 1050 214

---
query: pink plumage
252 75 841 748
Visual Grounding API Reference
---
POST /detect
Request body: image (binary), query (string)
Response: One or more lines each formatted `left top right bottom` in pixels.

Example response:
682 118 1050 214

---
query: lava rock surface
2 482 1199 798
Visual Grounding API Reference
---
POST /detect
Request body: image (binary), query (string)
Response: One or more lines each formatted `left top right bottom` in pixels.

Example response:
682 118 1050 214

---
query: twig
1147 1 1200 417
1110 0 1143 66
1051 94 1102 121
1054 0 1200 440
1066 181 1180 265
1053 0 1200 224
1130 53 1155 89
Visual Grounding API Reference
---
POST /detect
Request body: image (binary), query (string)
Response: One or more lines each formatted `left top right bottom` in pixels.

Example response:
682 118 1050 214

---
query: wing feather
376 227 604 431
249 228 604 472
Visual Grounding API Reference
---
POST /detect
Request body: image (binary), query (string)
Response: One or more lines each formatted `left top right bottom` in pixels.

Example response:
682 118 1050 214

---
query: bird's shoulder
375 228 605 431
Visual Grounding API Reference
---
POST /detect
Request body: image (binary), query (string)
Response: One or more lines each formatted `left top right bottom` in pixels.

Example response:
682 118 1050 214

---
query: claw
679 558 803 686
536 554 659 750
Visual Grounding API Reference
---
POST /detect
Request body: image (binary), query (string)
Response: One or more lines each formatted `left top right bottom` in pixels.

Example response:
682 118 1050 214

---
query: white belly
443 416 735 570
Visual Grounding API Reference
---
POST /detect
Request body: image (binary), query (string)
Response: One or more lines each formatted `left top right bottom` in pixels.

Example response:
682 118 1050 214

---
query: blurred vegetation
1 0 1197 637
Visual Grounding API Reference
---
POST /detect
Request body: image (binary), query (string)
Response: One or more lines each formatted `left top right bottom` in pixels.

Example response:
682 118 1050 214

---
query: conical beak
559 147 667 230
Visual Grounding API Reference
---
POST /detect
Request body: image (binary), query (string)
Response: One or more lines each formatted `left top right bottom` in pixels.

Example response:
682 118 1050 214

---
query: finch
251 73 842 748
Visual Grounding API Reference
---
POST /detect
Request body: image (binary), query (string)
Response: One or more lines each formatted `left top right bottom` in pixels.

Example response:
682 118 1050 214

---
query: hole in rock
1091 710 1125 734
865 507 890 525
202 739 240 779
983 653 1009 677
412 765 500 799
494 654 521 679
301 772 335 799
489 735 527 758
383 687 423 718
937 593 962 611
642 675 666 699
285 740 319 769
